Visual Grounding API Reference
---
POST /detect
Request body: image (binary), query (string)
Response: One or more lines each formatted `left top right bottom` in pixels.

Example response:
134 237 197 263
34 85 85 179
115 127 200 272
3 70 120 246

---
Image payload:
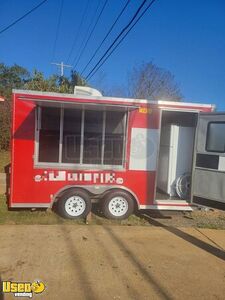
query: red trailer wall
9 92 213 208
10 94 161 208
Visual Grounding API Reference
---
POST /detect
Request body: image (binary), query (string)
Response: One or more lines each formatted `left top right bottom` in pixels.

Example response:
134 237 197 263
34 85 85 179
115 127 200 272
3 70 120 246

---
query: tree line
0 61 182 151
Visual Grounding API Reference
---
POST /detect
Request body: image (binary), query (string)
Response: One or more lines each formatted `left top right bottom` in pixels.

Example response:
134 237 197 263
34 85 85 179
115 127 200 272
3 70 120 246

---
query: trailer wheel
102 191 134 220
57 189 91 219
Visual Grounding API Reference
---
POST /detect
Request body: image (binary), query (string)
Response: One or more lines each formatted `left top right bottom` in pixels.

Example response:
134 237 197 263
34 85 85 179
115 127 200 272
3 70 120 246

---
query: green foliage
0 100 11 150
0 63 30 150
0 63 30 91
0 62 86 150
24 70 87 93
23 70 58 92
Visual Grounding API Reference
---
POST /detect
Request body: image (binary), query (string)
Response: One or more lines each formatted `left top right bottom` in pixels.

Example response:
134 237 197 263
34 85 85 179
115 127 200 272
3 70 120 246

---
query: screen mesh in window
62 109 82 163
39 107 60 162
104 111 125 165
83 110 103 164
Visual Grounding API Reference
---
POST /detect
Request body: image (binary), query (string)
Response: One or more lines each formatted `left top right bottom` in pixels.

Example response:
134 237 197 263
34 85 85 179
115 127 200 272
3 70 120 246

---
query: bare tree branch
129 62 182 101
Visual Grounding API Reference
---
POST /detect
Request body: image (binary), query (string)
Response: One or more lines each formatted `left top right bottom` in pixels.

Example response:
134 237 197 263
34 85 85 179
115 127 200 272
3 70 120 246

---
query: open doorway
156 110 198 202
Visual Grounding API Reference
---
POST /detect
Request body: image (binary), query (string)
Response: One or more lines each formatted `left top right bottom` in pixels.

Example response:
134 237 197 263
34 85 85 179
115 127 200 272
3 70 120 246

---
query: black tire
57 189 92 219
102 190 134 220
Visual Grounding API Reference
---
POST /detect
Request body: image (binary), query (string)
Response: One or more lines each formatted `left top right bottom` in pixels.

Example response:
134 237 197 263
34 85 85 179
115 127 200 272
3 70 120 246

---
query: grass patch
1 193 225 228
0 195 84 225
195 222 223 230
0 194 149 226
191 210 225 230
0 151 10 172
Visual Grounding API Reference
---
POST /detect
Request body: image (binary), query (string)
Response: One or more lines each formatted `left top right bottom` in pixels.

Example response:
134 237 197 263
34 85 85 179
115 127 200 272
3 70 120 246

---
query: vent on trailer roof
74 86 102 97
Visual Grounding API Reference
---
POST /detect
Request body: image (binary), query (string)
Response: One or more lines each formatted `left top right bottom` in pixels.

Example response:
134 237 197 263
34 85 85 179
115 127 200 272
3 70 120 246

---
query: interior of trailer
156 110 198 202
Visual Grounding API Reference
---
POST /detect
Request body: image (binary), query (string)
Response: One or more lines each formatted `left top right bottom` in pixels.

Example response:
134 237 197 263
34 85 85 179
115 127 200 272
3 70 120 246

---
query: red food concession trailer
9 87 225 219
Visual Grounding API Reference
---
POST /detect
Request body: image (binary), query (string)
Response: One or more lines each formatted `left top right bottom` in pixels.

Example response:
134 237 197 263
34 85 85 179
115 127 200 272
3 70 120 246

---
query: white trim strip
10 94 16 203
34 106 41 165
59 107 64 163
34 162 125 170
154 200 189 205
139 204 193 211
11 203 50 208
157 101 213 108
11 203 193 210
101 110 106 165
218 156 225 171
122 110 128 167
80 109 85 164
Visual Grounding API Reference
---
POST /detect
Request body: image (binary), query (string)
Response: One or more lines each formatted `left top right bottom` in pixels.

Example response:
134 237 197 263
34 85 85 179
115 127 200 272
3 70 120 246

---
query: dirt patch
0 151 10 173
0 225 224 300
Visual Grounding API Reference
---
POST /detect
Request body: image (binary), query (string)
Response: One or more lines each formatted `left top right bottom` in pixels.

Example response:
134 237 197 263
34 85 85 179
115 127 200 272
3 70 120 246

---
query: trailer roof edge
12 89 214 109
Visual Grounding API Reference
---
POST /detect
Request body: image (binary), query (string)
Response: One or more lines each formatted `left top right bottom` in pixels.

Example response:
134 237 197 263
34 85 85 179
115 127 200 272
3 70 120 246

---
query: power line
71 0 102 67
80 0 131 76
86 0 157 81
66 0 91 64
73 0 109 70
52 0 64 61
0 0 48 35
87 0 157 80
85 0 148 79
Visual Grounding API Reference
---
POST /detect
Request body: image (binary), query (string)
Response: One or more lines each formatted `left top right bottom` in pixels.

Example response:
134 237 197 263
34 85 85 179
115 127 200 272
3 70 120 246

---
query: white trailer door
192 112 225 209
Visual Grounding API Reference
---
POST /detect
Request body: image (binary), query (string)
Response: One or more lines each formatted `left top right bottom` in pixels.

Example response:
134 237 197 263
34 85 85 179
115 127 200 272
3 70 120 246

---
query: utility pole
51 62 73 76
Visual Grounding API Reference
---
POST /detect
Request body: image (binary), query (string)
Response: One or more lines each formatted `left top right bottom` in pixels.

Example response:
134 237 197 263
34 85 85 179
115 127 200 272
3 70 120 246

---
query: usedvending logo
2 280 46 298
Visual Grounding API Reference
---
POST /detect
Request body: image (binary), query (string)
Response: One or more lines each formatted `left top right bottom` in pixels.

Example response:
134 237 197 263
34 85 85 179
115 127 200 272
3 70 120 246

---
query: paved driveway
0 225 225 300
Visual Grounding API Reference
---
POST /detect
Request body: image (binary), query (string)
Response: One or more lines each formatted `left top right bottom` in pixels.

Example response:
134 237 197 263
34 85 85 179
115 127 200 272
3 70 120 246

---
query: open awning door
18 95 138 112
191 112 225 210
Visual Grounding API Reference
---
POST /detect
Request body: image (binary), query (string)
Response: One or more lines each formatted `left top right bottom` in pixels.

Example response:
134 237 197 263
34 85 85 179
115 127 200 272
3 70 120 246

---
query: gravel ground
137 208 225 229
